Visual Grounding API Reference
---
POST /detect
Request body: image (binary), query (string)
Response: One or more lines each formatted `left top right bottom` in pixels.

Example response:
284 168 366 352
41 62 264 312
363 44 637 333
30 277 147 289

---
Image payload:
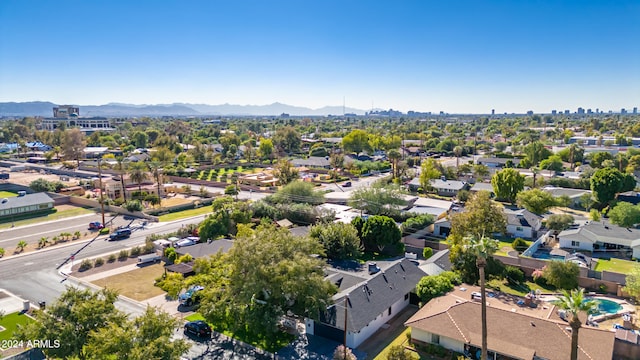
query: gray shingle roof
324 259 425 332
0 192 53 211
291 157 331 168
504 208 542 230
175 239 234 258
429 179 466 191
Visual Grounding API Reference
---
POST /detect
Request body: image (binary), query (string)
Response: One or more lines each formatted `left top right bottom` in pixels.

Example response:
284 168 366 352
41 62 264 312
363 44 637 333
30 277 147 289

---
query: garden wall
67 196 159 222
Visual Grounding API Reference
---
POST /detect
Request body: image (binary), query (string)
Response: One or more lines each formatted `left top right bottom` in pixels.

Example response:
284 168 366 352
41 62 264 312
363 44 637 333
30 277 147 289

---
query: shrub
598 283 608 293
175 253 193 264
143 241 155 254
511 238 528 251
416 273 455 303
124 200 143 212
423 247 433 259
94 258 105 267
79 259 93 271
0 247 5 257
130 246 142 257
107 254 117 262
164 247 178 263
504 265 525 284
401 214 435 234
118 249 129 260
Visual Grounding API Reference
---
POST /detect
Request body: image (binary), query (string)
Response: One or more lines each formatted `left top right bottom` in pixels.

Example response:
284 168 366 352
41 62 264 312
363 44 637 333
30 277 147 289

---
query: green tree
258 138 275 162
419 158 441 192
124 200 143 212
273 158 299 185
556 289 597 360
387 149 402 179
273 126 301 154
62 128 86 167
589 151 614 168
115 156 128 201
361 215 403 254
147 160 163 200
590 167 635 207
200 224 336 349
128 161 149 192
523 141 551 166
465 235 499 360
386 345 413 360
449 191 506 241
269 181 324 205
309 222 363 260
543 261 579 290
516 188 557 215
546 214 575 231
342 129 371 155
348 182 406 217
623 266 640 302
38 236 48 248
539 155 564 172
16 240 27 252
15 287 127 359
416 272 455 303
84 306 189 360
608 201 640 228
491 168 525 203
131 131 149 149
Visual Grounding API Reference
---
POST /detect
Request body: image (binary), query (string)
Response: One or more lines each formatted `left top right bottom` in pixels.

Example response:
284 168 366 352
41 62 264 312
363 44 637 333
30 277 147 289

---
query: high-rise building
564 110 570 115
587 109 593 114
634 107 638 114
551 110 557 115
577 107 585 114
621 108 627 114
526 110 534 116
491 109 495 115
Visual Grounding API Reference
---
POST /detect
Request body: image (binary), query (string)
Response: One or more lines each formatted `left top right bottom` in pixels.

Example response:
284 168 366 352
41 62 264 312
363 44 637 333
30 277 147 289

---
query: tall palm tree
115 156 128 201
128 161 149 194
556 288 596 360
387 149 402 179
453 145 464 168
465 235 499 360
147 160 163 200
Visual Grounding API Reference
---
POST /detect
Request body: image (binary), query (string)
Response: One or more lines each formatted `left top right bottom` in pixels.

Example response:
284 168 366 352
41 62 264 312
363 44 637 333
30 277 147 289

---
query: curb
0 213 97 232
0 235 102 263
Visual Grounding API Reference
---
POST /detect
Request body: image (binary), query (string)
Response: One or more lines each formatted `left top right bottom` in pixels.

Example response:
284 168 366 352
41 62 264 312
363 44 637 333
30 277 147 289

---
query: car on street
123 214 137 221
342 181 352 187
88 221 104 230
108 227 132 241
184 320 211 338
179 285 204 306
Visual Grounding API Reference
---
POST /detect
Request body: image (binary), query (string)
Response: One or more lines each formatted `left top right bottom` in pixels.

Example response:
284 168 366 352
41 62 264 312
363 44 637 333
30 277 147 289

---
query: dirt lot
5 170 80 187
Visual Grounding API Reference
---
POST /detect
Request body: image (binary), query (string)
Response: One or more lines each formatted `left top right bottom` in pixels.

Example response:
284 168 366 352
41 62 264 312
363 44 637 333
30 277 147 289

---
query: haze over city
0 0 638 113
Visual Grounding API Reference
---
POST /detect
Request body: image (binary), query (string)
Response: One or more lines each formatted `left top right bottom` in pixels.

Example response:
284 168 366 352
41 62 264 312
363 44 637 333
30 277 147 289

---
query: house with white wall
305 259 425 349
557 220 640 257
504 208 543 240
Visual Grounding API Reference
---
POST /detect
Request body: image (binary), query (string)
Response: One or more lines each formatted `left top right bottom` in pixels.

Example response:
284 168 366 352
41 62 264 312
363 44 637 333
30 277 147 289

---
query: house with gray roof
290 156 331 169
428 179 468 197
419 249 452 276
475 157 521 168
0 192 54 219
504 208 543 240
542 186 592 208
557 220 640 258
305 258 425 348
469 182 494 196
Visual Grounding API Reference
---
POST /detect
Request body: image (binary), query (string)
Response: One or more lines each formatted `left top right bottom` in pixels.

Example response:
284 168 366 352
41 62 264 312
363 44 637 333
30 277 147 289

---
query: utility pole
343 296 348 359
97 158 106 226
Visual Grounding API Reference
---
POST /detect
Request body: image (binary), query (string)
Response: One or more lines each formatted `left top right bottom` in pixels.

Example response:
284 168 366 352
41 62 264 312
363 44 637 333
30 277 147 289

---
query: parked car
88 221 104 230
175 237 198 247
108 228 132 241
184 320 211 338
179 285 204 306
342 181 352 187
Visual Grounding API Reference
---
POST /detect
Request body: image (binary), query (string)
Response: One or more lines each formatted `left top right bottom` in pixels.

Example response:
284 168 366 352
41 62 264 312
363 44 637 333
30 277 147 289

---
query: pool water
586 298 622 315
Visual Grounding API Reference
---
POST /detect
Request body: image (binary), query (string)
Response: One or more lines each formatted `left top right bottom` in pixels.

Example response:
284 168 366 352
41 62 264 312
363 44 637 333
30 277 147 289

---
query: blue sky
1 0 638 113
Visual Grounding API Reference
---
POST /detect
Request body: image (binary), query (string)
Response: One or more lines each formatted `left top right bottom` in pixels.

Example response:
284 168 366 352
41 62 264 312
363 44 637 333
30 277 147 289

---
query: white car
175 237 198 247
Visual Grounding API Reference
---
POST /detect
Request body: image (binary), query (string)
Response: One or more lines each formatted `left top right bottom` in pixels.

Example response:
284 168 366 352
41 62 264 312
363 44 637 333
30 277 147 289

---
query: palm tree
115 156 128 201
38 237 48 249
556 288 596 360
16 240 28 253
453 145 464 168
128 161 149 194
147 160 163 200
387 149 402 179
465 235 499 360
531 166 540 188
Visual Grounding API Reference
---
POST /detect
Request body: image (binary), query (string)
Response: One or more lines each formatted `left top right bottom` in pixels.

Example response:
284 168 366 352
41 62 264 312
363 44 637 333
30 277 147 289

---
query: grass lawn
487 278 556 297
160 197 192 207
184 313 294 353
594 258 640 274
0 312 34 342
494 239 532 257
158 206 213 222
374 328 420 360
0 206 94 230
91 263 165 301
0 191 17 198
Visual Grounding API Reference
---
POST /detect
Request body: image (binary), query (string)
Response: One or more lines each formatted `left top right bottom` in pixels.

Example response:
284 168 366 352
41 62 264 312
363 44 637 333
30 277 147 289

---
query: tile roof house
557 220 640 258
405 292 615 360
305 259 425 348
504 208 543 240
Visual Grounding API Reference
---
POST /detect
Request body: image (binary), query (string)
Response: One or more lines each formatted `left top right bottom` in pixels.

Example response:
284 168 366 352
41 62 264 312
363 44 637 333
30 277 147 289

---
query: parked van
137 254 162 265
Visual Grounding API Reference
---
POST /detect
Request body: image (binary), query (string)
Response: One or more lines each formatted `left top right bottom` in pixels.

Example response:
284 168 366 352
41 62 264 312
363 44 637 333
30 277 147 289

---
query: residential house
0 192 54 219
469 182 494 196
557 220 640 258
617 191 640 205
542 186 592 208
428 179 468 197
418 249 452 276
0 143 19 153
290 156 331 169
306 259 425 348
504 208 543 240
25 141 52 152
407 197 453 218
475 157 521 168
405 288 615 360
167 239 235 276
408 177 421 192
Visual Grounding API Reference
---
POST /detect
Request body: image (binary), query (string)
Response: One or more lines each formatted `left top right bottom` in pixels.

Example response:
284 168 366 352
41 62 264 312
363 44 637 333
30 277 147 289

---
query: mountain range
0 101 367 117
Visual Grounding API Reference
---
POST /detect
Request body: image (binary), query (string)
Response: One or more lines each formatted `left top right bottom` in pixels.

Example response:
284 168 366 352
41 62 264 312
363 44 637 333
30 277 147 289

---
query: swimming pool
587 298 622 315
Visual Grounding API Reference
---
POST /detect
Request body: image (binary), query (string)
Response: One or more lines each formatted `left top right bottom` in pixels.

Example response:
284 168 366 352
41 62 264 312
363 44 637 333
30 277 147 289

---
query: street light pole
97 158 106 226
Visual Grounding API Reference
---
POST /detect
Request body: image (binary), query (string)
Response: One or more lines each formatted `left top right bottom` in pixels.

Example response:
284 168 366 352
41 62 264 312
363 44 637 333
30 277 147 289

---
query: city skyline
1 0 638 114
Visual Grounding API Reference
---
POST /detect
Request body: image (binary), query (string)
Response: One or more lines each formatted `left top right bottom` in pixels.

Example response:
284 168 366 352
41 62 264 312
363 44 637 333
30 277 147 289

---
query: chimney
368 262 380 274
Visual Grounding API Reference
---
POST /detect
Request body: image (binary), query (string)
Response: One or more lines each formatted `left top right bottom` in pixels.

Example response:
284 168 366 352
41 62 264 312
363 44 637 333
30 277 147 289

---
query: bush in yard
175 254 193 264
79 259 93 271
504 265 525 284
107 254 117 262
164 247 178 263
118 249 129 260
511 237 528 252
130 246 142 257
416 272 455 303
94 258 105 267
386 345 413 360
401 214 435 234
543 261 579 290
439 270 462 285
124 200 143 212
423 247 433 259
